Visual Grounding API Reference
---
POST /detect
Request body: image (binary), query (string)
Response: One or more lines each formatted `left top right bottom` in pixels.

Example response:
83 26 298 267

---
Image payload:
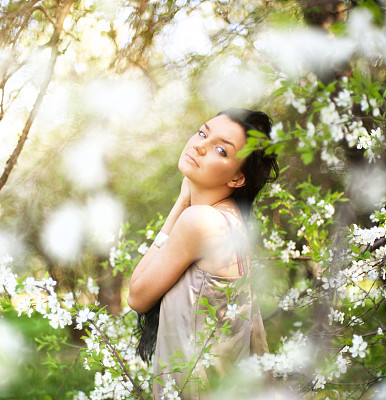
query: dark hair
135 301 160 363
217 108 279 215
135 108 279 363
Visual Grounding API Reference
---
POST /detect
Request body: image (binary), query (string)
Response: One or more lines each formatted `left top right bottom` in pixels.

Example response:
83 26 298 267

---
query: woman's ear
227 173 245 188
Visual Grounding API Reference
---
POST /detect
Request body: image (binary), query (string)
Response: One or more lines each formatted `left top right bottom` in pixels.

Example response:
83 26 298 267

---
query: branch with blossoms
0 254 154 399
242 192 386 397
248 70 385 167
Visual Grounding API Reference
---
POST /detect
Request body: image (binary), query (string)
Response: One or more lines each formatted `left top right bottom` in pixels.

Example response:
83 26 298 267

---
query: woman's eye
216 147 227 157
198 131 206 138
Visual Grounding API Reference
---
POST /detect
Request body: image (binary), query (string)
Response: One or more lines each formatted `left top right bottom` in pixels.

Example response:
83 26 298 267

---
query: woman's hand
178 177 191 207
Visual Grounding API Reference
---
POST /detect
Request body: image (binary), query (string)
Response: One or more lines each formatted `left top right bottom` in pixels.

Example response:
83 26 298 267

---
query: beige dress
152 213 269 399
153 263 252 399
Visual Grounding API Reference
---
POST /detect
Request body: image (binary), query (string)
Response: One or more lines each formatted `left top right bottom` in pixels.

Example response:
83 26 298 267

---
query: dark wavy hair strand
135 301 160 363
217 108 279 215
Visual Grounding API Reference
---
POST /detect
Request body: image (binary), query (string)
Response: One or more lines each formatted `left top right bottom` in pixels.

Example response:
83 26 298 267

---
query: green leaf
265 143 285 155
350 244 361 255
301 152 314 165
247 129 268 138
328 21 347 36
155 377 165 386
170 350 185 361
273 86 288 97
363 251 371 259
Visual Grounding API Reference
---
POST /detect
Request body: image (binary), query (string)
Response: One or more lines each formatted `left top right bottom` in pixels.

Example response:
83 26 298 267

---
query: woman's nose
194 141 206 156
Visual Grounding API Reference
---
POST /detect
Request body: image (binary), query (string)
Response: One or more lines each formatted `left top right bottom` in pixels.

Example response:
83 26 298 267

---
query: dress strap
218 210 245 277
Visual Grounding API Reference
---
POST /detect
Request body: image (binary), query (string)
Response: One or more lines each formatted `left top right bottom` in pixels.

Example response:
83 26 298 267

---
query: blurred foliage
1 311 94 400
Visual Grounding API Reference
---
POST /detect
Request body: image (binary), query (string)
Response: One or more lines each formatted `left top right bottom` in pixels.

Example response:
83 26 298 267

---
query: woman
128 108 279 399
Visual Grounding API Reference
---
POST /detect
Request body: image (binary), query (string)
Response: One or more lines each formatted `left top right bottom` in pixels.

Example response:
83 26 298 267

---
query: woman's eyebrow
204 123 235 149
221 138 235 149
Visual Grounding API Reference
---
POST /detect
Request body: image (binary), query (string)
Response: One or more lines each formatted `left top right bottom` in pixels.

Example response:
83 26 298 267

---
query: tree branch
0 0 74 192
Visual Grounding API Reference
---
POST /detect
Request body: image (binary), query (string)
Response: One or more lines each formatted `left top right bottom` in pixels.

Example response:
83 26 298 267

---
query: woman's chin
178 159 192 176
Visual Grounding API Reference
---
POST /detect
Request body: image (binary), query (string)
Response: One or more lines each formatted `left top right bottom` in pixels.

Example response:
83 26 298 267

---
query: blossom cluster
238 331 310 379
351 224 386 247
273 74 385 166
1 256 74 330
0 254 153 400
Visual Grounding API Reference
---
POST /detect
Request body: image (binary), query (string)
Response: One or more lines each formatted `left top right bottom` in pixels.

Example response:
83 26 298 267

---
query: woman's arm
128 178 201 313
128 205 207 313
128 178 191 285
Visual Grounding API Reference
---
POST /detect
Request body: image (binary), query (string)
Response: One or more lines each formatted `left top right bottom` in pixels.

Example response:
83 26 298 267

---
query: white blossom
43 277 57 295
279 288 300 310
369 98 380 117
346 120 367 147
146 230 154 239
284 88 306 113
87 277 100 295
324 204 335 218
161 375 178 400
357 134 372 150
351 224 386 246
76 307 95 330
101 348 115 368
85 336 100 355
109 246 121 267
313 373 326 389
47 308 72 329
225 303 239 317
301 245 311 255
24 277 39 296
15 297 33 317
334 89 353 108
63 292 75 308
138 242 149 255
307 196 316 205
328 307 345 325
47 294 61 314
370 207 386 223
270 183 282 196
270 122 283 143
73 391 89 400
360 94 369 111
349 334 367 358
35 296 48 315
0 256 18 297
281 240 300 263
336 354 348 375
263 231 285 251
306 121 315 137
320 101 340 125
167 391 180 400
96 313 110 328
200 353 216 368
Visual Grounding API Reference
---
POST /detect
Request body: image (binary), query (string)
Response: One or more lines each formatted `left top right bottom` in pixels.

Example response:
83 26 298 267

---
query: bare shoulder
175 205 227 236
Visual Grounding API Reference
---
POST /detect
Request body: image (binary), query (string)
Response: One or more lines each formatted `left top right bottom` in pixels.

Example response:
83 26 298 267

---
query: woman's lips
185 154 199 167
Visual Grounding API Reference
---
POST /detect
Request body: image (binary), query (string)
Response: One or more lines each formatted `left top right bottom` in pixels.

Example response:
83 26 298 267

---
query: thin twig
90 321 145 400
53 348 81 400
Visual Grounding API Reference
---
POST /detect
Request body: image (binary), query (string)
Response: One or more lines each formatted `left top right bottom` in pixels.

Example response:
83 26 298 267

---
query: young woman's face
178 114 246 188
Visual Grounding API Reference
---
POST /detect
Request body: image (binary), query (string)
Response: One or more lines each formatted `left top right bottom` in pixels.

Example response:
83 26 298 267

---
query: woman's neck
189 182 234 207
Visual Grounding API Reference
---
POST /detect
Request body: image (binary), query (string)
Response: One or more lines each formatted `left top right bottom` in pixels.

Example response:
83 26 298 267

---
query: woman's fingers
180 177 191 206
